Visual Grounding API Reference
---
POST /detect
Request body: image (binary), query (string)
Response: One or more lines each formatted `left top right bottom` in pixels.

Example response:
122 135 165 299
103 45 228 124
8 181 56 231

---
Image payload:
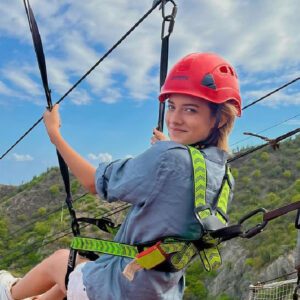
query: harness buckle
135 242 167 269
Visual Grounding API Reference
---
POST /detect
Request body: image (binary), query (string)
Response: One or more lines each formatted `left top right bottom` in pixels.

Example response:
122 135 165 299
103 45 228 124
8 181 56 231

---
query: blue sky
0 0 300 185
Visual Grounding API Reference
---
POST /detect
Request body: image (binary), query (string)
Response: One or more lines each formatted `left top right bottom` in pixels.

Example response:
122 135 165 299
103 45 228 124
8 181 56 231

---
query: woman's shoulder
201 146 229 165
151 140 188 152
141 141 192 173
145 141 190 161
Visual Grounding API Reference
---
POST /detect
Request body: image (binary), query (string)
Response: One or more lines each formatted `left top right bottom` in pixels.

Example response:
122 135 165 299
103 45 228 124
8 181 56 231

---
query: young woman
0 52 241 300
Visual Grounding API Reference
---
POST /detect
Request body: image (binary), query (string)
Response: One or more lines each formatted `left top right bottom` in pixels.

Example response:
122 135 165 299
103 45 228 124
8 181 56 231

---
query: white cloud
1 66 43 104
1 0 300 107
12 153 34 162
0 80 12 95
88 152 113 163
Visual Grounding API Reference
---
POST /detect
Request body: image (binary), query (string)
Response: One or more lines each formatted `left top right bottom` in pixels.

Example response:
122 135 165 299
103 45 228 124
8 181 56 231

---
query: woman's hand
151 128 169 145
43 104 61 144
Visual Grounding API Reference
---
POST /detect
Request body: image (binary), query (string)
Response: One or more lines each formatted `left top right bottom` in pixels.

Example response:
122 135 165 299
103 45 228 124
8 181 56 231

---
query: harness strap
70 237 196 270
188 146 232 271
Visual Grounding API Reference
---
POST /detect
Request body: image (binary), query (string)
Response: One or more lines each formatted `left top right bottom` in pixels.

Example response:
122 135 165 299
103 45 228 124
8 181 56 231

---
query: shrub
260 152 269 162
231 168 239 179
253 169 261 178
295 179 300 193
242 176 250 185
283 170 292 178
34 222 49 235
38 207 47 215
49 184 60 196
71 180 81 194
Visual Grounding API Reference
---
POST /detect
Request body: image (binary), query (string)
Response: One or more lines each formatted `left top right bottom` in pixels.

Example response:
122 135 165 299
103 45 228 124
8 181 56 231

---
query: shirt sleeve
94 142 178 205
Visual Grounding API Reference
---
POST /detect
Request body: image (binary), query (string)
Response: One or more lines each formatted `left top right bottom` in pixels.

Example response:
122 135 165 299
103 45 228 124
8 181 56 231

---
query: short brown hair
214 102 238 153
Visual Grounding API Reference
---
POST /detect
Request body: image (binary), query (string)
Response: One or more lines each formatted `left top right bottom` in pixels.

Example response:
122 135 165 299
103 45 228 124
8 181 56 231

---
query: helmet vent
201 74 216 90
228 66 235 76
219 66 228 73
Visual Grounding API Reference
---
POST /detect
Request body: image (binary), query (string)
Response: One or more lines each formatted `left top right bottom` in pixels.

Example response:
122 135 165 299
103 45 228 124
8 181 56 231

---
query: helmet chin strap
190 106 222 149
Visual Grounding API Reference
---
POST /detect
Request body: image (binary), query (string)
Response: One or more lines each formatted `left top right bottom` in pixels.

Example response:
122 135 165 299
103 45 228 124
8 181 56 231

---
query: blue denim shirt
82 141 233 300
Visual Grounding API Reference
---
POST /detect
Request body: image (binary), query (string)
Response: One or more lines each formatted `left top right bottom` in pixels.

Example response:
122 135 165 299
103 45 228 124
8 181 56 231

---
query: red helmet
159 53 242 116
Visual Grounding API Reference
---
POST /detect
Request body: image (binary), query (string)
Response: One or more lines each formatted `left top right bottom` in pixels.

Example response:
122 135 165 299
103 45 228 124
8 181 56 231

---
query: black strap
157 0 177 132
23 1 82 288
264 201 300 222
23 0 51 108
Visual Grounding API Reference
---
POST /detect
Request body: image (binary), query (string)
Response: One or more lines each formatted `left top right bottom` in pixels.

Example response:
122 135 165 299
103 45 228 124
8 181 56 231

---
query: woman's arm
43 104 96 194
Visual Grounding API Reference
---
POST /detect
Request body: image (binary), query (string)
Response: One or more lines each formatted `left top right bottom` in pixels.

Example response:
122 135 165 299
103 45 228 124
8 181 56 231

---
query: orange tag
122 259 143 281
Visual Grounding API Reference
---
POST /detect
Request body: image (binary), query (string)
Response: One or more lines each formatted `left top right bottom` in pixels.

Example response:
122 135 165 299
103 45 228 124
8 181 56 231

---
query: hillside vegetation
0 134 299 299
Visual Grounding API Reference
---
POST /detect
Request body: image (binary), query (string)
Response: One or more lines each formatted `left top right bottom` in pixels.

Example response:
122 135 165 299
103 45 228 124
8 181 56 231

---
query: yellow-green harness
70 146 232 272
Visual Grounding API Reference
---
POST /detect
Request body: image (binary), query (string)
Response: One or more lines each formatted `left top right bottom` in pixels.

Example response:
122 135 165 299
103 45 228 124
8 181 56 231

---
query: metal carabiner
160 0 177 39
238 208 268 238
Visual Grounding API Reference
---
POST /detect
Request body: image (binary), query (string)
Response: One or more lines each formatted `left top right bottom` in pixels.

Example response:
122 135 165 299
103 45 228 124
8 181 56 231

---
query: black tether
23 0 83 289
157 0 177 132
23 0 52 109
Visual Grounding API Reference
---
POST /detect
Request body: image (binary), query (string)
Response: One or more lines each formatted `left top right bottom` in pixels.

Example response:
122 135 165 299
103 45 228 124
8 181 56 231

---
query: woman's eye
184 108 197 113
168 104 175 111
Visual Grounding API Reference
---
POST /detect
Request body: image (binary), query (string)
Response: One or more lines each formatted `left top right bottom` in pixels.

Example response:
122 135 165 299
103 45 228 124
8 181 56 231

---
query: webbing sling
69 146 232 272
157 0 177 131
23 2 100 289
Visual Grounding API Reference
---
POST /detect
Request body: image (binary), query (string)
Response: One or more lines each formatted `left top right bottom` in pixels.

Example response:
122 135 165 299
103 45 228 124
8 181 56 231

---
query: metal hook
160 1 177 39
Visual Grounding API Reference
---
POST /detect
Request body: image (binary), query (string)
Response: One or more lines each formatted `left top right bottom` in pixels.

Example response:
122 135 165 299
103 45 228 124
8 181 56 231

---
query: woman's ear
218 114 227 129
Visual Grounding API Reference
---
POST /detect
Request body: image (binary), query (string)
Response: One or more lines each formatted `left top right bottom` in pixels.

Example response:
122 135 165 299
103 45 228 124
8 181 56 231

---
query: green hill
0 134 299 299
184 134 300 299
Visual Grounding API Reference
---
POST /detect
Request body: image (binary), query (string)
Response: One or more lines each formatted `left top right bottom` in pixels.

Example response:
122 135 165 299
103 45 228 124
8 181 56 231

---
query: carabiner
160 0 177 39
238 208 268 239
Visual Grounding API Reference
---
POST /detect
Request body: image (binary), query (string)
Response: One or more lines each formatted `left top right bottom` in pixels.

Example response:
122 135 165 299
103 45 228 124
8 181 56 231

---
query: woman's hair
208 101 238 153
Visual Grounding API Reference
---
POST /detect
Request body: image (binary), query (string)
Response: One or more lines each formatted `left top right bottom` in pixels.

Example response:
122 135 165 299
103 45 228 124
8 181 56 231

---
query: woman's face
165 94 216 145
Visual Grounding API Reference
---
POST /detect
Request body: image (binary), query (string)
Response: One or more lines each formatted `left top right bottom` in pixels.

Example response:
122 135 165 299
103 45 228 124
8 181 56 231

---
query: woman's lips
169 128 187 133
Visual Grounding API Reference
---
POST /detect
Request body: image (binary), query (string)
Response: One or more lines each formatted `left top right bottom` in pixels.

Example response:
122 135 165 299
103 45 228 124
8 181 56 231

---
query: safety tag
123 260 143 281
135 242 166 269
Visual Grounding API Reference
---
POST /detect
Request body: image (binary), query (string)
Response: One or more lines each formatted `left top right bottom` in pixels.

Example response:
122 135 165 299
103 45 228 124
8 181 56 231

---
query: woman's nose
169 109 184 125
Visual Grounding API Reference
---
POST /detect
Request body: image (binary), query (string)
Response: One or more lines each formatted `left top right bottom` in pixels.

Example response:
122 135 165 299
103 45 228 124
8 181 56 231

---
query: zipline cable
0 0 164 161
228 127 300 163
230 112 300 148
1 202 131 267
2 75 299 162
242 77 300 111
2 193 89 242
6 114 300 242
3 127 299 267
